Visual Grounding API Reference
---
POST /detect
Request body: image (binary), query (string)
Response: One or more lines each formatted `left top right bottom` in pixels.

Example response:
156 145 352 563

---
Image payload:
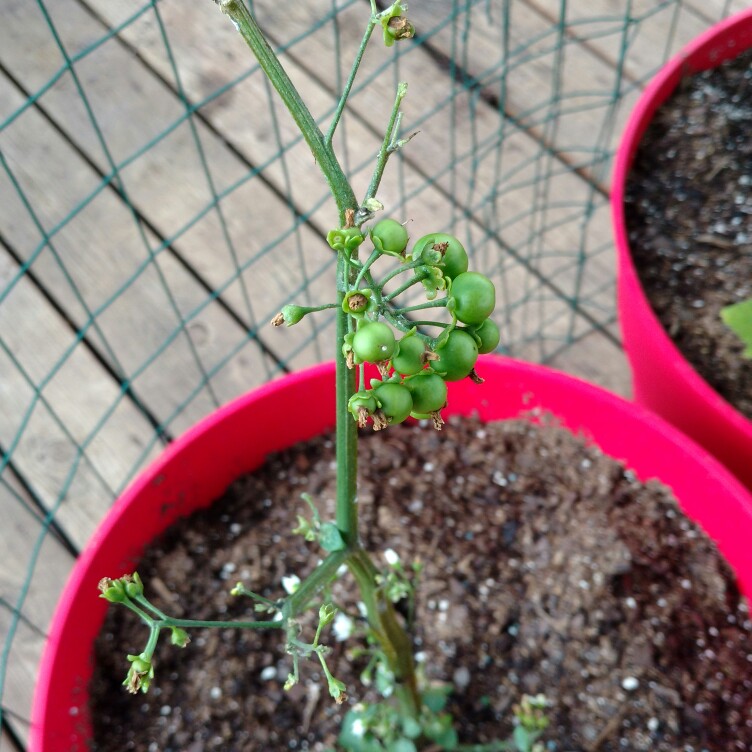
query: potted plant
33 2 752 749
30 356 752 749
611 8 752 489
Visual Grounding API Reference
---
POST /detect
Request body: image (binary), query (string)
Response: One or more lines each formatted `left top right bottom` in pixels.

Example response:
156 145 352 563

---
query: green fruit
470 318 500 354
374 383 413 424
371 218 409 256
430 329 478 381
392 336 425 375
412 233 468 280
451 272 496 325
406 372 447 413
352 322 396 363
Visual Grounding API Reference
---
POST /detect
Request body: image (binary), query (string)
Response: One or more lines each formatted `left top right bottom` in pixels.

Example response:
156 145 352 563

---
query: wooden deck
0 0 745 747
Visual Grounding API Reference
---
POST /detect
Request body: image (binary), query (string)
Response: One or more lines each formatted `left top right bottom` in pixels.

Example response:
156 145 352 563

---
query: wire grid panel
0 0 743 745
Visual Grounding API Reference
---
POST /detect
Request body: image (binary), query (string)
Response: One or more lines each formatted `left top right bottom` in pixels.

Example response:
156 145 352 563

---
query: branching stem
364 82 409 204
383 272 428 302
392 298 449 315
218 0 356 220
326 13 379 147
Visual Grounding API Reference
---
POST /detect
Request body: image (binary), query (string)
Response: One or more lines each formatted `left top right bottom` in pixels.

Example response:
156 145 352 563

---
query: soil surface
624 47 752 419
90 416 752 751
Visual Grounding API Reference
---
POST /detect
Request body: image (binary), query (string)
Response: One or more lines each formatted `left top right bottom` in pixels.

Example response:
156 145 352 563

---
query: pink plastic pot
31 357 752 750
611 9 752 489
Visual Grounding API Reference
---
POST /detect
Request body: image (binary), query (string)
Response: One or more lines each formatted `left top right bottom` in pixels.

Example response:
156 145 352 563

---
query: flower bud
279 305 308 327
124 653 154 694
170 627 190 648
98 577 127 603
123 572 144 599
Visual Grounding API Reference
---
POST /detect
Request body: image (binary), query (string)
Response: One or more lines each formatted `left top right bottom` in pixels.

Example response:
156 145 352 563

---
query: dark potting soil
89 416 752 751
624 47 752 419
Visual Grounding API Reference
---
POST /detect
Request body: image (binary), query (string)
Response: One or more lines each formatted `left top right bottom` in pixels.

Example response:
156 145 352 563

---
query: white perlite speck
621 676 639 691
333 612 354 642
384 548 400 566
282 574 301 594
453 666 471 689
260 666 277 681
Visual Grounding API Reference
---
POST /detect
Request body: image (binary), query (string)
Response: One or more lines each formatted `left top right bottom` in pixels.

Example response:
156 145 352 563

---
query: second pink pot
611 9 752 489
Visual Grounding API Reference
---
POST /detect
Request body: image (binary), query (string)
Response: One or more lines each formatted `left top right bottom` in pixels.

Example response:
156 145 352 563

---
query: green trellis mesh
0 0 740 745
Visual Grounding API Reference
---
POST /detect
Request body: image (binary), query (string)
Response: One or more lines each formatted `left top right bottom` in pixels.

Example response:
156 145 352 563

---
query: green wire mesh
0 0 742 746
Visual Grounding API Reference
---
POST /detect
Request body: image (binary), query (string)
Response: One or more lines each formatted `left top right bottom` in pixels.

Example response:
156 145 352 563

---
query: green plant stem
364 82 408 204
142 625 160 659
409 320 452 329
326 13 378 147
219 1 361 543
347 547 421 717
392 299 448 315
335 257 360 543
133 595 169 621
218 0 421 724
119 597 164 626
383 272 428 302
354 248 381 288
231 585 279 610
378 257 424 287
165 616 284 630
285 550 350 617
218 0 356 219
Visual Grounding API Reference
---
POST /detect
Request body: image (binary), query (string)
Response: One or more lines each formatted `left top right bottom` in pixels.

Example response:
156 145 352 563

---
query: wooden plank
0 469 76 747
4 0 628 366
0 243 160 546
0 726 23 752
1 0 330 388
0 71 279 436
517 0 744 180
547 325 631 398
0 610 42 750
525 0 712 84
688 0 749 21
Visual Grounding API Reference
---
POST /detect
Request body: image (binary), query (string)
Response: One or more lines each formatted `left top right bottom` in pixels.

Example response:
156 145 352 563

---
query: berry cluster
340 218 499 431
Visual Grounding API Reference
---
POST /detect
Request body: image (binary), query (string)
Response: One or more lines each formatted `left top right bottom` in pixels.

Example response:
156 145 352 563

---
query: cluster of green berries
344 218 499 432
274 215 499 431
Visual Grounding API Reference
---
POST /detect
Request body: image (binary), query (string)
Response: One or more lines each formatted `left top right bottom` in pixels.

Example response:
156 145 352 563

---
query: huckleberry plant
99 2 547 750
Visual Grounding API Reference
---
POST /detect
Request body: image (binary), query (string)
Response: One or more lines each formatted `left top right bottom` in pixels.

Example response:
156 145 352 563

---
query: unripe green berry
371 219 409 257
451 272 496 326
352 321 396 363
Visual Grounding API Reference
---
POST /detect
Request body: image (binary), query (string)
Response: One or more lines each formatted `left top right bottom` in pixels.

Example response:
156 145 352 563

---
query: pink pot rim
611 8 752 441
31 357 752 749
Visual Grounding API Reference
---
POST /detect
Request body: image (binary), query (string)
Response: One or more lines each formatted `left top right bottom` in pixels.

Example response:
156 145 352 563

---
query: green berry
352 322 396 363
470 318 500 354
451 272 496 326
430 329 479 381
371 219 409 256
392 336 425 375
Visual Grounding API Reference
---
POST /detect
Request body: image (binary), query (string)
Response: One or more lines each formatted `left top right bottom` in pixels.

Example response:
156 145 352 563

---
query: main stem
219 0 420 718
